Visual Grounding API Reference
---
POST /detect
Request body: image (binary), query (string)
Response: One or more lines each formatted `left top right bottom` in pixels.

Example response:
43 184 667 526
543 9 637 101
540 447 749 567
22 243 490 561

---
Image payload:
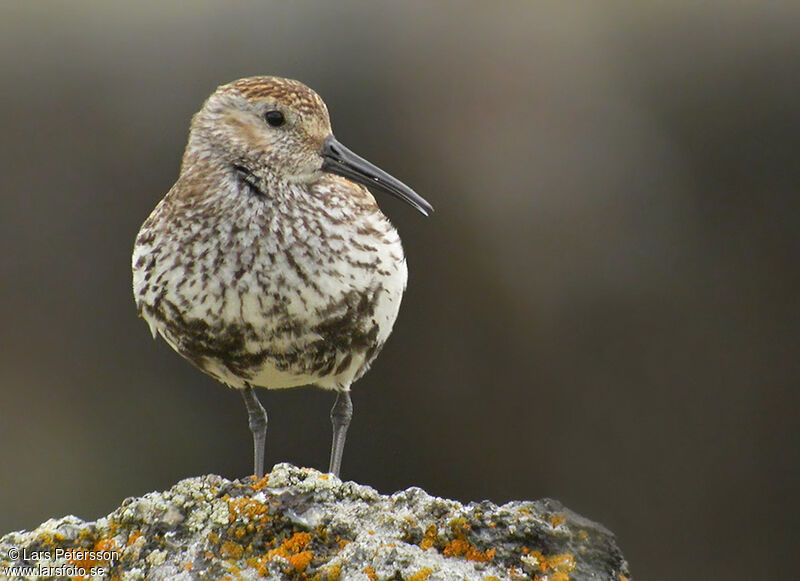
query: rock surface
0 464 632 580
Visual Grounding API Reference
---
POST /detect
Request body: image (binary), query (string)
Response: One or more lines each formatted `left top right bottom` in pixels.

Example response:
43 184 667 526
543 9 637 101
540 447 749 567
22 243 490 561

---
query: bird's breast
133 181 407 389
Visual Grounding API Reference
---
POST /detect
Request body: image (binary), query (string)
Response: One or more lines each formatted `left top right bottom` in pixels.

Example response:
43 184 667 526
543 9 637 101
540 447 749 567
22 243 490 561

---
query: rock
0 464 632 580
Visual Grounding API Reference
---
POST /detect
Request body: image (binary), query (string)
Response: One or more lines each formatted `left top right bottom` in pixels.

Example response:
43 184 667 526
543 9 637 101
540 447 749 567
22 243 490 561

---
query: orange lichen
283 532 312 553
549 554 576 572
469 547 497 562
318 562 342 581
443 538 470 557
231 526 247 539
220 540 244 560
438 519 496 563
549 514 566 528
126 530 143 546
69 538 118 581
449 517 470 531
529 550 548 571
255 555 272 576
258 532 316 574
227 497 270 523
250 474 270 491
407 567 433 581
619 576 630 581
527 550 576 577
228 563 243 576
288 550 314 573
96 539 116 553
364 565 378 581
419 524 438 550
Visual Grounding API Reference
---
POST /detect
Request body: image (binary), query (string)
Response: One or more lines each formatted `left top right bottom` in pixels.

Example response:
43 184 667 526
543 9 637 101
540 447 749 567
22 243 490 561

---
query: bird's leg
328 390 353 477
240 384 267 478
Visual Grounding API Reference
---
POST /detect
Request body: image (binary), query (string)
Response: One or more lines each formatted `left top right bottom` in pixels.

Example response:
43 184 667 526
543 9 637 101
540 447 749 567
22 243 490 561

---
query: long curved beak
321 135 433 216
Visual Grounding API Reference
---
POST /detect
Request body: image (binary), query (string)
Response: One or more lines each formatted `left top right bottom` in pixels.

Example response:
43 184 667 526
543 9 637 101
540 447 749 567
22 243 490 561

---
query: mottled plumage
132 76 430 477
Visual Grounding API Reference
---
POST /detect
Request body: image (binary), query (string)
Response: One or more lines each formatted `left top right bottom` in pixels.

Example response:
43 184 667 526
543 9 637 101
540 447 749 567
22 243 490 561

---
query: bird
132 76 431 478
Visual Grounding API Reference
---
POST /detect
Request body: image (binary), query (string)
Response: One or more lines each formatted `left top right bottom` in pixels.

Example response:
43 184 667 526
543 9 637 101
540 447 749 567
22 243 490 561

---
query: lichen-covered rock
0 464 632 580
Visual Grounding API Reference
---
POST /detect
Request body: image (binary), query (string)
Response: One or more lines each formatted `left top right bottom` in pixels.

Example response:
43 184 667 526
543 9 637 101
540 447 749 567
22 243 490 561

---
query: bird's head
185 76 432 216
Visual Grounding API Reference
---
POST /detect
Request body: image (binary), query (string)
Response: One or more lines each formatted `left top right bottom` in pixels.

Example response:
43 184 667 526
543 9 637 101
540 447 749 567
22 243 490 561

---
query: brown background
1 3 797 580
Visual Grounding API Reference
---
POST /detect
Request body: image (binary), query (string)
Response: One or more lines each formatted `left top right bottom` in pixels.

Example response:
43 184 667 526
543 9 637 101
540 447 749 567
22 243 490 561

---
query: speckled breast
133 179 407 391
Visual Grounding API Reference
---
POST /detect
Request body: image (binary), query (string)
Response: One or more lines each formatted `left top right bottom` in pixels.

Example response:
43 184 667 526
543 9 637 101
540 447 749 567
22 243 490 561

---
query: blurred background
1 2 797 579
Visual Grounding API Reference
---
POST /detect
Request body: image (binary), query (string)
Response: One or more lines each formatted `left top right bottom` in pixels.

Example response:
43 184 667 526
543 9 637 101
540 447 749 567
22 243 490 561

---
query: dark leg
241 384 267 477
329 390 353 477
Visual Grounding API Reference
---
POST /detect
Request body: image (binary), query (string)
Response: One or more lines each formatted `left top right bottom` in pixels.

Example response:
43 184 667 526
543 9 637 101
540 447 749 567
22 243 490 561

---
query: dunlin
132 77 431 477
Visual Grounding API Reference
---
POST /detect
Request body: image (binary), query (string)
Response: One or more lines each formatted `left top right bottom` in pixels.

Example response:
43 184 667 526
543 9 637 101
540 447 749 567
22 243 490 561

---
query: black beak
321 135 433 216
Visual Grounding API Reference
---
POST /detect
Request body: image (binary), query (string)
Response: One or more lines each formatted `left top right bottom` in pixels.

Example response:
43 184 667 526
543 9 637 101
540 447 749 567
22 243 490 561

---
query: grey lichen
0 464 632 580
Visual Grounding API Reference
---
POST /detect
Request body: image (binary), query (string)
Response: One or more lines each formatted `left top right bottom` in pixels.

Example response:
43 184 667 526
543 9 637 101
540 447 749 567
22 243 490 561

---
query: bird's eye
264 110 285 127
